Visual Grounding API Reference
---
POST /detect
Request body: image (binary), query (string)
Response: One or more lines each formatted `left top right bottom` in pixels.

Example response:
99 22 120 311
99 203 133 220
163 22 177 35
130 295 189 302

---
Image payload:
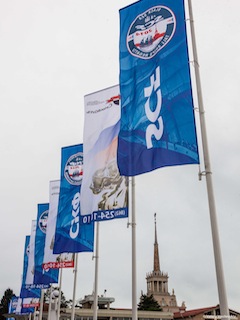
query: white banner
43 180 74 269
81 85 128 221
25 220 36 285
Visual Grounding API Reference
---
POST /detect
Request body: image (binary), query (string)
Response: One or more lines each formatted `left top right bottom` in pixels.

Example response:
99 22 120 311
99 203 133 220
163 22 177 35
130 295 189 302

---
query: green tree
138 294 162 311
0 288 15 320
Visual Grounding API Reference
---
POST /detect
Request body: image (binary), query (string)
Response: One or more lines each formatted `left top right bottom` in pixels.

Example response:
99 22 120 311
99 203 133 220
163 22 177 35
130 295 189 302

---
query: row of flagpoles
8 1 230 320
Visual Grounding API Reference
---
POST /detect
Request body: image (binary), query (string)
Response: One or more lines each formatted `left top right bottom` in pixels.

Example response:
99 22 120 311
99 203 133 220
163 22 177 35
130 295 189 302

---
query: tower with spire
145 213 182 313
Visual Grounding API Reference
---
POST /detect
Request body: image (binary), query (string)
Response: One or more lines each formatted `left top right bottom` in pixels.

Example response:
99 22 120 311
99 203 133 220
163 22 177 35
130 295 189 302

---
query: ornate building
145 213 184 313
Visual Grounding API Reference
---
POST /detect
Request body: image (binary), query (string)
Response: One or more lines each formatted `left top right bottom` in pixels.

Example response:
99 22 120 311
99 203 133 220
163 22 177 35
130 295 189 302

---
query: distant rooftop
79 294 115 309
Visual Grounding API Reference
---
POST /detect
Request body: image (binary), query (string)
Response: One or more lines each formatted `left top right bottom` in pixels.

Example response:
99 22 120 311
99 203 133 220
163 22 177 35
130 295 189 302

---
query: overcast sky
0 0 240 313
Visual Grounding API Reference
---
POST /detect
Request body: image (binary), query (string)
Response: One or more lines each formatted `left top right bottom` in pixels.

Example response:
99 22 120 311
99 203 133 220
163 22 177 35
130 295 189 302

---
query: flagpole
93 222 100 320
187 1 229 318
33 307 37 320
57 268 63 320
38 289 44 320
47 285 53 320
131 177 137 320
71 253 78 320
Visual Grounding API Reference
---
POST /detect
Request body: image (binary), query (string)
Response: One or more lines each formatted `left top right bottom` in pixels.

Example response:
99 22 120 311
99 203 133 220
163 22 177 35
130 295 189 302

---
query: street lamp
34 309 39 320
48 290 59 320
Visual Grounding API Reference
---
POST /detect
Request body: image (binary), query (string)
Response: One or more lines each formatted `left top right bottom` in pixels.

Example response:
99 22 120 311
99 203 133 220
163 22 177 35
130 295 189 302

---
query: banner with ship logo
53 144 94 254
117 0 199 176
33 203 59 286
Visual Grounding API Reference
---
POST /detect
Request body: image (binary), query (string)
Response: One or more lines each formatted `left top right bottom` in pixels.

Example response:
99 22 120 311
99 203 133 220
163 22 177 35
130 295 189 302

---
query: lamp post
34 310 39 320
48 290 59 320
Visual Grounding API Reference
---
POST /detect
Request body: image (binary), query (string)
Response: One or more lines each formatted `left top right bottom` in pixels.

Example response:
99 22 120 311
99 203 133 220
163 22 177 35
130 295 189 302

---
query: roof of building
79 294 115 306
174 305 240 319
174 306 217 318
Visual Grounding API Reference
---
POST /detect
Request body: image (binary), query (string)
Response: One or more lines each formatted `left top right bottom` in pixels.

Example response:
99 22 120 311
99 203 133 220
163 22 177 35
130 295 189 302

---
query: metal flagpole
93 222 100 320
33 307 36 320
187 0 229 318
38 289 44 320
47 284 52 320
47 285 53 320
131 177 137 320
57 268 63 320
71 253 78 320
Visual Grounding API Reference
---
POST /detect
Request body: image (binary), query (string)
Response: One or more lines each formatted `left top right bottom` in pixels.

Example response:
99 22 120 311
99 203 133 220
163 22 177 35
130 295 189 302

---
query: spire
153 213 160 272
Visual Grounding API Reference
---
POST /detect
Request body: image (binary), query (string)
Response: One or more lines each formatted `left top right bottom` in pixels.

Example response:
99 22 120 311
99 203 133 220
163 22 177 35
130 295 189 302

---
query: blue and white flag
8 296 18 314
21 236 31 288
17 298 35 315
22 297 40 309
81 86 128 222
8 296 19 320
26 222 36 285
34 203 59 286
53 144 94 254
10 297 34 315
118 0 199 176
20 235 41 298
43 180 75 269
15 297 23 314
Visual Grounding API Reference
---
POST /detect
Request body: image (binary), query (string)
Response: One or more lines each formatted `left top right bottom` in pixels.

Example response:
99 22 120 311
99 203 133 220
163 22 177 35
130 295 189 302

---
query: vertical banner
20 298 35 315
43 180 74 270
34 203 59 286
15 298 23 315
25 221 37 287
53 144 94 254
8 296 19 320
20 235 41 298
22 297 40 309
12 297 34 315
21 236 31 291
81 86 128 221
118 0 199 176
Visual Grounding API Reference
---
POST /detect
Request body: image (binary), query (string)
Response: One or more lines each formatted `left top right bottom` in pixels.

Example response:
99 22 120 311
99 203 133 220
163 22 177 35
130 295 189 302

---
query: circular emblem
127 6 176 59
38 210 48 233
64 152 83 185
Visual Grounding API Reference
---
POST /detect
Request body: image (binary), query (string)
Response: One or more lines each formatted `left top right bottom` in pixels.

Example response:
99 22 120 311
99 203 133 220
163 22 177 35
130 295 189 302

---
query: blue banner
53 144 94 254
8 296 19 319
19 299 35 315
20 236 41 298
34 203 59 286
9 297 34 315
23 221 52 290
117 0 199 176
